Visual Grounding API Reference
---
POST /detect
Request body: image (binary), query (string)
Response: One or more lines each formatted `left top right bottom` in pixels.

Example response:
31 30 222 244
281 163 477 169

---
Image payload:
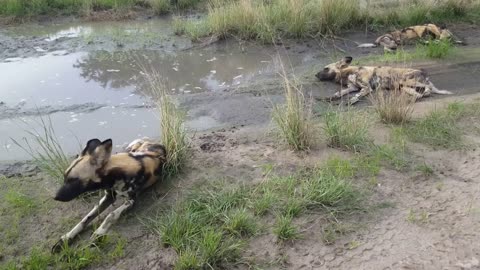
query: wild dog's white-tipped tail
432 89 453 95
357 43 377 48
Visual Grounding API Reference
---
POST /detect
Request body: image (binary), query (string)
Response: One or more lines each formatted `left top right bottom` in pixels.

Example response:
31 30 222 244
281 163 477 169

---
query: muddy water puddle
0 19 310 161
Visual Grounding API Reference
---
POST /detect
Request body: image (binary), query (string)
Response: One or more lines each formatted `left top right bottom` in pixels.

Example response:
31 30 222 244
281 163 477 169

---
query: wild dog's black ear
337 56 353 69
82 139 101 156
90 139 113 167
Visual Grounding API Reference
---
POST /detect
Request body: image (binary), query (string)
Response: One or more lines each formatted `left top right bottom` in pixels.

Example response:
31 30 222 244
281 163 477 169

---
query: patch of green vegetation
416 162 434 177
141 68 189 178
172 17 210 41
406 209 430 224
402 105 464 149
4 189 37 214
323 109 372 152
11 115 71 183
151 185 247 269
0 0 207 17
151 156 368 267
272 71 316 151
251 187 278 216
403 109 463 149
422 39 455 59
0 235 126 270
273 214 300 242
175 0 480 42
223 208 258 237
367 144 409 171
369 0 480 28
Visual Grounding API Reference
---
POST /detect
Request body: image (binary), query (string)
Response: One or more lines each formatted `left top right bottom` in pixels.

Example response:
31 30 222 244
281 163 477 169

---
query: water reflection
73 44 302 98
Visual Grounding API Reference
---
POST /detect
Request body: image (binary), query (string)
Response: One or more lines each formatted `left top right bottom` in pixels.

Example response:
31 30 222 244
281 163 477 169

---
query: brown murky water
0 19 310 160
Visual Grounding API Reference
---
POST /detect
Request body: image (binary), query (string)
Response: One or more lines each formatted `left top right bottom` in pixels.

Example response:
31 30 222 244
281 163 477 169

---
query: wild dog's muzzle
316 69 336 81
54 181 85 202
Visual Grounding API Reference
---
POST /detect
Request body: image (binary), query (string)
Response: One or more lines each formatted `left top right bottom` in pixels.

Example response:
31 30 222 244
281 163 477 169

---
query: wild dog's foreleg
348 77 372 105
52 190 116 253
402 87 424 100
348 87 372 104
90 199 135 240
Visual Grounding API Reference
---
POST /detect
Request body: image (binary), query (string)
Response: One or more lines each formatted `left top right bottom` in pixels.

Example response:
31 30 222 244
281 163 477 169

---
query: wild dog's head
439 28 453 40
315 56 353 82
375 34 398 52
54 139 112 202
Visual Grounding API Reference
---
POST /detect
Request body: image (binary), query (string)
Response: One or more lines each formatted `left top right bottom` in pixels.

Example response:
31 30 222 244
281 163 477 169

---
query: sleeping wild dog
357 23 464 52
51 138 166 252
315 56 452 104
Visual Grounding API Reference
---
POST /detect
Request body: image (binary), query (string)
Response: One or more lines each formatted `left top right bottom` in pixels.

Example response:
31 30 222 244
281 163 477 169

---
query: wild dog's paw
51 238 70 253
347 96 360 105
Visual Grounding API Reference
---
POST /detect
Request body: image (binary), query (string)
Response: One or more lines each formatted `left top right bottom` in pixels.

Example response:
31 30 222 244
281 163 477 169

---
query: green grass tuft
4 189 37 215
11 115 71 183
405 107 462 149
141 68 189 178
272 67 315 151
222 208 257 237
323 109 371 152
273 214 300 242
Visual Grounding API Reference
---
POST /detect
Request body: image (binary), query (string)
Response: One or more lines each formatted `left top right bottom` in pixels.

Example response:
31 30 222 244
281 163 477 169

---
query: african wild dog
51 138 166 252
315 56 452 104
357 24 464 52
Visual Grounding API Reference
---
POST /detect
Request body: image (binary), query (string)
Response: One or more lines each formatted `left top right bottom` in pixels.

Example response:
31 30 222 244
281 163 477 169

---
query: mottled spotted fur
315 56 452 104
358 24 463 52
51 138 166 252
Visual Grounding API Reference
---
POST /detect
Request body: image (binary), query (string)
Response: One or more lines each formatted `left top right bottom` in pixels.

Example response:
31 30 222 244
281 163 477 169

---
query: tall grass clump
272 64 315 151
142 69 189 177
173 0 480 42
369 90 415 124
11 116 70 182
273 214 300 241
323 109 371 152
151 0 171 14
200 0 361 42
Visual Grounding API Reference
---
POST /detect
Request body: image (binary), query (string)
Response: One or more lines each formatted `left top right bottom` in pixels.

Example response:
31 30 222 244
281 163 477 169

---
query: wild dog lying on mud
357 24 464 52
315 56 452 104
51 138 166 252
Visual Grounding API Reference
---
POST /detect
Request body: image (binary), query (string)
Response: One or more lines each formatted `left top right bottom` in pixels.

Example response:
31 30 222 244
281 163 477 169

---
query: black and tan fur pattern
51 138 166 252
315 56 452 104
358 24 463 52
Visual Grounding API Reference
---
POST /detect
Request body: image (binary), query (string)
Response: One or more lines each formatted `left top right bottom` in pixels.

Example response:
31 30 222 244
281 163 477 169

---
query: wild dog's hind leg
427 79 453 95
52 190 116 253
90 199 135 241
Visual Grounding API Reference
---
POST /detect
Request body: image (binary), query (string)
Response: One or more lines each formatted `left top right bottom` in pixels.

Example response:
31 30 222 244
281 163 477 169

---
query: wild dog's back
125 138 167 188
